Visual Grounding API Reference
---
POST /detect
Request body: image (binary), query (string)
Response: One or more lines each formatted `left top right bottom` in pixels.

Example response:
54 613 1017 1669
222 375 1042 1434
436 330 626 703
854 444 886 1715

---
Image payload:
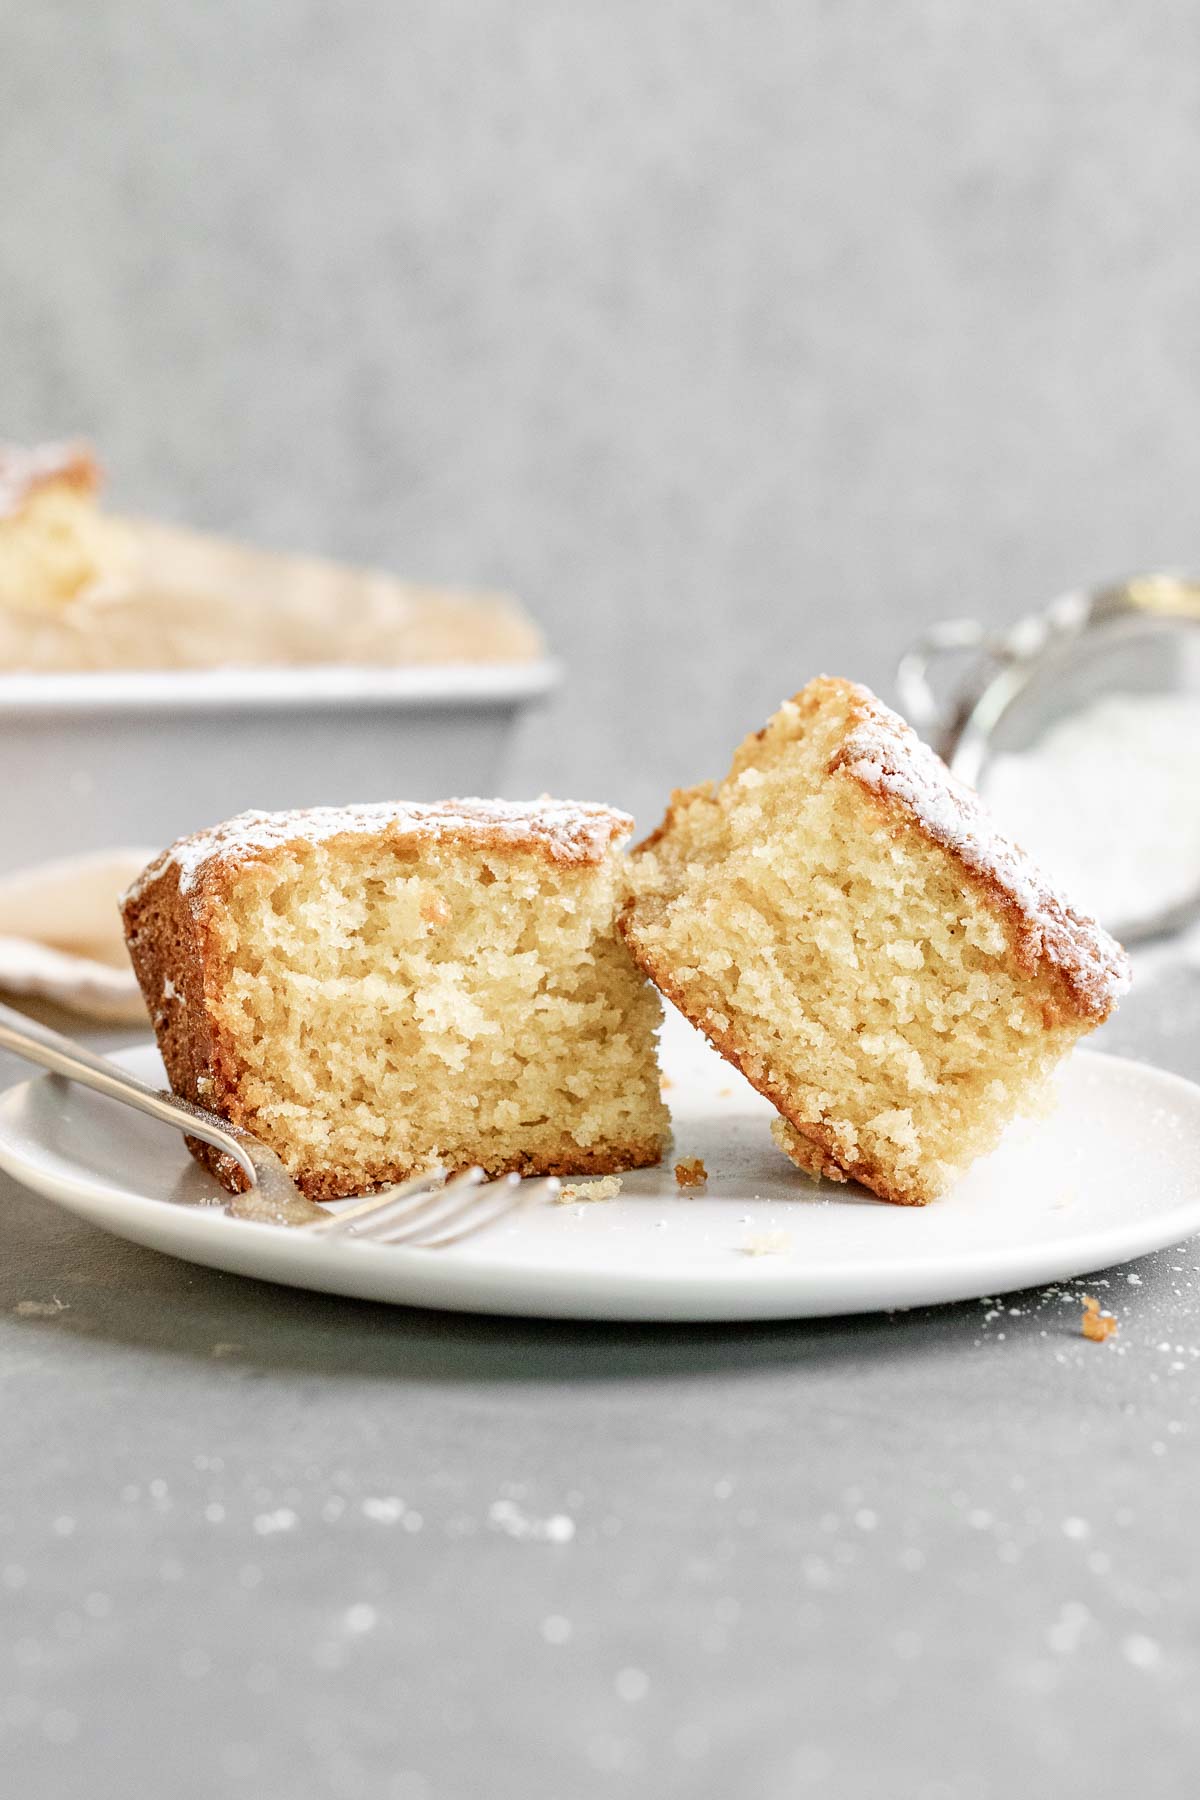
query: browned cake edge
123 803 664 1200
0 441 100 521
185 1132 667 1203
123 856 233 1179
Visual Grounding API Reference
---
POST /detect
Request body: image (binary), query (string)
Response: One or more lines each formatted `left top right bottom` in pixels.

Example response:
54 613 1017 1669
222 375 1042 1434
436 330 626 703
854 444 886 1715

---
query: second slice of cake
123 800 669 1199
620 677 1130 1205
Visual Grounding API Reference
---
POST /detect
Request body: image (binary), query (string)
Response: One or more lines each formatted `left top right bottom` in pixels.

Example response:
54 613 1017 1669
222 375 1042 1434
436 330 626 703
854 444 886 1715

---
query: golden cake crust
123 800 665 1199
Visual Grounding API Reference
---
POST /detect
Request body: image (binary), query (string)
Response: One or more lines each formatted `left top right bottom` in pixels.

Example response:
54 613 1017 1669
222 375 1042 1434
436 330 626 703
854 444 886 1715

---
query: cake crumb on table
13 1297 68 1318
1081 1294 1118 1342
555 1176 623 1205
674 1157 707 1190
742 1230 792 1257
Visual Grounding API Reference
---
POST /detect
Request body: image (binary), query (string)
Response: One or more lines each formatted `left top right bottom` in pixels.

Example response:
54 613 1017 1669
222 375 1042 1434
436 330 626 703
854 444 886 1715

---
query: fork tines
312 1165 559 1249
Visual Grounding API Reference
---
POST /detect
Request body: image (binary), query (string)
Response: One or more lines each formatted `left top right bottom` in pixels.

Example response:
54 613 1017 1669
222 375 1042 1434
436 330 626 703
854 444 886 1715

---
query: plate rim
1 1044 1199 1321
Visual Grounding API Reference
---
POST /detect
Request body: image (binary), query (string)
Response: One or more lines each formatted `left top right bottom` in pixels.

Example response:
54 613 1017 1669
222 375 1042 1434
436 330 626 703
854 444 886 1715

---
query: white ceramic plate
1 1013 1199 1321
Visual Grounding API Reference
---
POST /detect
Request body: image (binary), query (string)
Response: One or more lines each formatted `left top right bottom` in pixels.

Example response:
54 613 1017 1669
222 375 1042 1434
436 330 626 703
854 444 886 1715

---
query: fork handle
0 999 258 1187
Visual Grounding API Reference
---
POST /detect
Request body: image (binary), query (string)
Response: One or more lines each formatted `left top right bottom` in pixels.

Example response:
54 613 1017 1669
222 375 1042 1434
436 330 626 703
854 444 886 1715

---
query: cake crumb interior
624 684 1094 1204
204 836 667 1195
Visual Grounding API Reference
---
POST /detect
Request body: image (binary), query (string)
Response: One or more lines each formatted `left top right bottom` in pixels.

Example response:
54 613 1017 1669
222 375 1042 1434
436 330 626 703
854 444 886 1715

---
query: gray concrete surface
5 3 1200 824
1 968 1199 1800
6 4 1200 1795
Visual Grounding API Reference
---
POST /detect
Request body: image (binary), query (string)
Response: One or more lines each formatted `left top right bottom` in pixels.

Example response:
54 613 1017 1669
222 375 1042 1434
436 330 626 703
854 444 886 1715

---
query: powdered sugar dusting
832 687 1131 1020
122 798 632 908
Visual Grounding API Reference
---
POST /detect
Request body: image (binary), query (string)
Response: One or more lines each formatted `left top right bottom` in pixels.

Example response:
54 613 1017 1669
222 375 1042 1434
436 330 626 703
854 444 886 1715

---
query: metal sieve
897 574 1200 942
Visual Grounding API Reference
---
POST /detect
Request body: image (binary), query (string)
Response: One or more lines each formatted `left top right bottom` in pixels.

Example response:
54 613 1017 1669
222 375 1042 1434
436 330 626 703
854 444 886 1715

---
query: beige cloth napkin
0 850 156 1022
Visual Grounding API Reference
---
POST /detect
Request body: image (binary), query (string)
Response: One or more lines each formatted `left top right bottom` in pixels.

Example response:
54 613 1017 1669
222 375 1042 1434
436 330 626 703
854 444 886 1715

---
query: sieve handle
895 619 993 735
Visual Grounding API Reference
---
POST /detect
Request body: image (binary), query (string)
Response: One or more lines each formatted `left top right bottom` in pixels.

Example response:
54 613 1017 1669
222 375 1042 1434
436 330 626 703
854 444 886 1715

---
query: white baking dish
0 660 560 875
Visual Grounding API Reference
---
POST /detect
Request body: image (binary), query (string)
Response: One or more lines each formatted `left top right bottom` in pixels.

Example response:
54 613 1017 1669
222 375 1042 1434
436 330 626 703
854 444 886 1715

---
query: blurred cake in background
0 443 137 619
0 441 543 671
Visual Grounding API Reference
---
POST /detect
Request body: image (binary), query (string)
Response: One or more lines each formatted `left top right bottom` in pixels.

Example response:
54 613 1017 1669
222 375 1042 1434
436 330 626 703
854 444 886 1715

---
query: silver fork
0 1001 557 1245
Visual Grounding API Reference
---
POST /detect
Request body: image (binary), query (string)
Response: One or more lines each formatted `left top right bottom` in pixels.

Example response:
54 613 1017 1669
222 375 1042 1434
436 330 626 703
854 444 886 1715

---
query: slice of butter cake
123 800 669 1199
0 440 134 617
0 438 543 671
620 676 1129 1205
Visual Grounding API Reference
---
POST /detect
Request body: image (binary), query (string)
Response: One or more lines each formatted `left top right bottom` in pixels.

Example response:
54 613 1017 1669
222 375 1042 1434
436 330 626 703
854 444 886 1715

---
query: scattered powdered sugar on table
488 1499 576 1543
982 692 1200 936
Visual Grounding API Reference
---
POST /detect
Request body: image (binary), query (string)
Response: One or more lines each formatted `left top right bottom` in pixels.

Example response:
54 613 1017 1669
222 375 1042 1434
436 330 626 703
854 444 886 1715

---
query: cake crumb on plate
741 1230 793 1257
556 1176 623 1205
675 1157 707 1189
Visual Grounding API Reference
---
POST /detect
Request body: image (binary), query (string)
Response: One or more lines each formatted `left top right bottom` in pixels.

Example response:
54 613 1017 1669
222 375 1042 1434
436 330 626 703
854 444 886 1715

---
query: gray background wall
4 0 1200 826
